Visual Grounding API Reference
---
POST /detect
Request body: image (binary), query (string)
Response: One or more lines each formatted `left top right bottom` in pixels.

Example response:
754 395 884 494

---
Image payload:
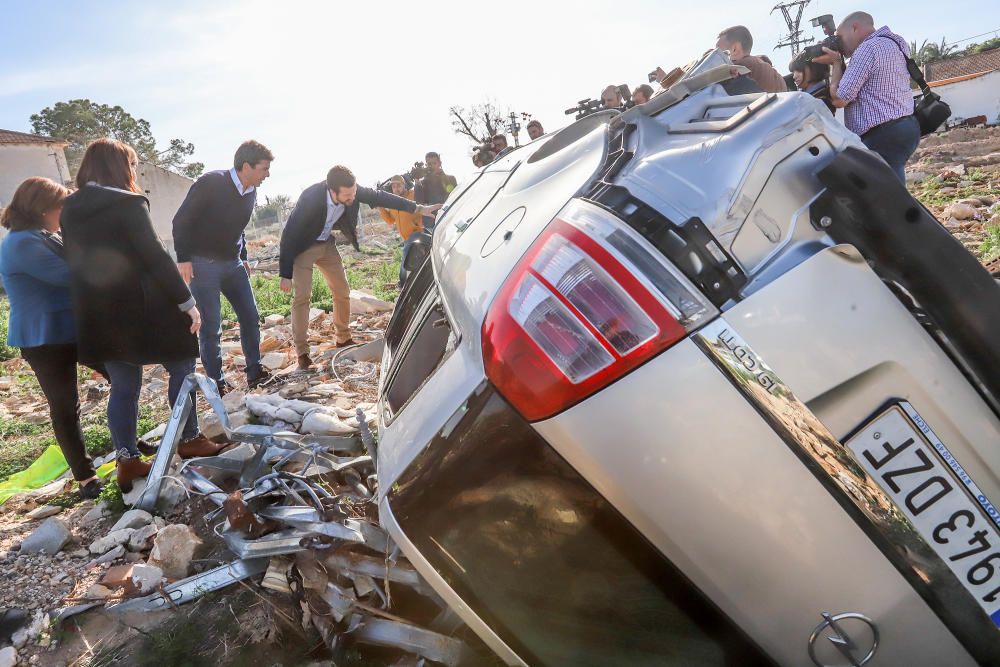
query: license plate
846 401 1000 626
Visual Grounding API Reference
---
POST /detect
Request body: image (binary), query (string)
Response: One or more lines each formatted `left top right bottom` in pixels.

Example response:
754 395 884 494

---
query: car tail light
483 199 716 421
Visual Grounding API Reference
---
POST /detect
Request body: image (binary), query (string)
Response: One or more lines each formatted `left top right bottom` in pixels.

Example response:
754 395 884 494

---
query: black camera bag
888 39 952 135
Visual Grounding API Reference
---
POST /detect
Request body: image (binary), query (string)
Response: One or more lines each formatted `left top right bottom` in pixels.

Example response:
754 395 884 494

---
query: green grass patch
981 223 1000 263
219 247 401 323
0 297 16 361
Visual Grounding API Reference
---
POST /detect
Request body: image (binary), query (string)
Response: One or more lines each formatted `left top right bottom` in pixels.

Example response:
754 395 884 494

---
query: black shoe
247 367 273 389
136 439 159 456
79 478 104 500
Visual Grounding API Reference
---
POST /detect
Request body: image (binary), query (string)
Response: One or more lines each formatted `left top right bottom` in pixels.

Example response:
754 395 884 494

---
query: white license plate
846 401 1000 626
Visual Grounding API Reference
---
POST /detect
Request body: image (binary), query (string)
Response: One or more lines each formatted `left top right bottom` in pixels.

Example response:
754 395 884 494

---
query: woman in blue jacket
0 177 104 498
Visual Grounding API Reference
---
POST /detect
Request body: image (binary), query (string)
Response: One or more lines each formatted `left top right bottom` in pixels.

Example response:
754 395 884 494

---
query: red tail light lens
483 199 715 421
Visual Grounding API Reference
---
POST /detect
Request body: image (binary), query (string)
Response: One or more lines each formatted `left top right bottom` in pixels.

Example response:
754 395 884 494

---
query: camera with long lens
801 14 844 60
564 98 603 120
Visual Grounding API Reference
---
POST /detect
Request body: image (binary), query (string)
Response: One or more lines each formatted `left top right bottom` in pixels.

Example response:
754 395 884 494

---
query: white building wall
934 70 1000 125
136 162 194 255
0 143 71 210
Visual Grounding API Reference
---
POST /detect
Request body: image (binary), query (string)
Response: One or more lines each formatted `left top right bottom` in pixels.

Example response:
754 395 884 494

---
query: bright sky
1 0 996 200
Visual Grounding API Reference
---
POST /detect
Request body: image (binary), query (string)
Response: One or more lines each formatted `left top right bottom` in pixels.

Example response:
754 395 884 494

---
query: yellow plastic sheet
0 446 116 504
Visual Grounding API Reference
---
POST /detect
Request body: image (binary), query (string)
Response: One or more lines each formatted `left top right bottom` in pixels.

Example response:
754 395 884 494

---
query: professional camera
564 98 603 120
801 14 844 60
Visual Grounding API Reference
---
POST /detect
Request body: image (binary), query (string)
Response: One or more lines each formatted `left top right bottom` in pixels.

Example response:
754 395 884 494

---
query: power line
944 27 1000 48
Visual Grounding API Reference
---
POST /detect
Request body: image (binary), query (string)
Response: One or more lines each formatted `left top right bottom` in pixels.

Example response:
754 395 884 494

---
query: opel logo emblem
808 612 879 667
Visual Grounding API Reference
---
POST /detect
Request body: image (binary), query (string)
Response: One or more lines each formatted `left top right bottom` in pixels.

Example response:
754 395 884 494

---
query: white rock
228 409 251 429
260 352 288 371
148 524 202 579
349 289 393 314
156 478 187 513
87 544 126 566
274 407 304 424
122 478 148 506
129 563 164 594
110 509 153 532
200 411 226 440
221 390 246 412
80 501 113 527
263 313 285 326
21 518 72 555
300 410 356 436
90 528 136 555
128 523 159 552
25 505 63 520
943 202 978 220
0 646 16 667
86 583 114 600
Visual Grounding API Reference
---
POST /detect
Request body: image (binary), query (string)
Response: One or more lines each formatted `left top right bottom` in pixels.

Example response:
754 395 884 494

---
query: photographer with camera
601 85 624 110
716 26 788 93
790 56 834 114
414 152 457 232
812 12 918 182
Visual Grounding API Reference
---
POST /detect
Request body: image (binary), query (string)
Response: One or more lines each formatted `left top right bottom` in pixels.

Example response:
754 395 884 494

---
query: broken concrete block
301 410 355 436
264 313 285 327
148 524 202 579
200 411 226 440
25 505 63 520
100 563 134 589
349 289 393 314
121 478 148 506
87 545 126 566
128 524 159 552
21 518 72 555
90 528 136 555
228 409 251 430
128 563 164 595
156 478 187 513
110 509 153 533
260 352 289 371
221 390 246 413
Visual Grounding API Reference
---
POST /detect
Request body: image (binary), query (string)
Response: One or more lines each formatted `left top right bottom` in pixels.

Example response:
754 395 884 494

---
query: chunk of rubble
148 524 202 579
90 528 136 555
21 518 72 555
263 313 285 326
350 289 394 314
25 505 63 520
943 202 979 220
128 524 159 552
110 509 153 532
301 410 355 436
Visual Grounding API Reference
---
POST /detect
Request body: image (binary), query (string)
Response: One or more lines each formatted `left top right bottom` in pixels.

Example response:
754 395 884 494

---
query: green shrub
0 297 17 361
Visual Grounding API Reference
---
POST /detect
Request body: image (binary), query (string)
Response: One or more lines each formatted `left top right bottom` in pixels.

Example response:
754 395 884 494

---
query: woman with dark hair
0 177 105 498
790 57 835 115
60 138 220 491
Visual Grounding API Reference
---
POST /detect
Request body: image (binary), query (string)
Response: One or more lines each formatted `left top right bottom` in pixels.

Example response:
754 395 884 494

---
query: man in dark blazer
279 165 440 369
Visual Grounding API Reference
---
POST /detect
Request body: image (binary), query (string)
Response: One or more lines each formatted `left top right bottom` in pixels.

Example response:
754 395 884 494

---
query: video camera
801 14 844 60
377 161 428 192
564 98 602 120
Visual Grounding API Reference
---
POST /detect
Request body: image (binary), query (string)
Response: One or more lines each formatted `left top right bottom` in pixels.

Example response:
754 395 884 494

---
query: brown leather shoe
297 353 313 370
116 456 152 493
335 338 356 348
178 434 227 459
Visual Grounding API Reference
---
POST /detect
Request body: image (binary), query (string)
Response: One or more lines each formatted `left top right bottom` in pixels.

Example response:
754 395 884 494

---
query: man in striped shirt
814 11 919 182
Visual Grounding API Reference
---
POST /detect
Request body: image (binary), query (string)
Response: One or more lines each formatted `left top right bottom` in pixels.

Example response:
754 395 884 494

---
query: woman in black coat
61 139 221 490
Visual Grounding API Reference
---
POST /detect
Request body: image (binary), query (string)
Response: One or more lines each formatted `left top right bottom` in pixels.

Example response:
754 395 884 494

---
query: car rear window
389 384 775 667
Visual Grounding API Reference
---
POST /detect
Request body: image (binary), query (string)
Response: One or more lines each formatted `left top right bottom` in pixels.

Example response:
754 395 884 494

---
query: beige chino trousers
292 240 351 356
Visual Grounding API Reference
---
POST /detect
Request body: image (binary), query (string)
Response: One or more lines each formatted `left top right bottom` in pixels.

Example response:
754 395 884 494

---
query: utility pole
771 0 814 57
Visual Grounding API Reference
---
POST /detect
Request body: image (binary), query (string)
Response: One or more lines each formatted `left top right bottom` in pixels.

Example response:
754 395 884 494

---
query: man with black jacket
172 140 273 393
279 165 440 369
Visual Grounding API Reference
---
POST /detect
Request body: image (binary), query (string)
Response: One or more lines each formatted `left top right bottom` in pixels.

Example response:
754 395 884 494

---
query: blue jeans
861 115 920 183
189 256 262 388
399 235 417 286
106 358 198 458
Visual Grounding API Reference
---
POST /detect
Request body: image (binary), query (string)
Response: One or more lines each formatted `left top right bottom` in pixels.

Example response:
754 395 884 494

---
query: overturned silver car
375 51 1000 666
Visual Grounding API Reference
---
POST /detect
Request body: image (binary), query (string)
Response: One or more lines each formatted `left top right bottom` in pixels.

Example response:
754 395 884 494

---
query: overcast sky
2 0 996 199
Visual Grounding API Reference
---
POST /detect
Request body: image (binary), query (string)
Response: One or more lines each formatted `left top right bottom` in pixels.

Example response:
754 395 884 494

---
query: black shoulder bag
888 38 951 135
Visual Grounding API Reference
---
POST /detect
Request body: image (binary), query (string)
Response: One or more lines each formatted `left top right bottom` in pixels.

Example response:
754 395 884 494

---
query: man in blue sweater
172 140 273 393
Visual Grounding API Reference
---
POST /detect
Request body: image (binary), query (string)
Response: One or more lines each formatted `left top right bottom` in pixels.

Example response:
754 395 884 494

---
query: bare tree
449 101 512 146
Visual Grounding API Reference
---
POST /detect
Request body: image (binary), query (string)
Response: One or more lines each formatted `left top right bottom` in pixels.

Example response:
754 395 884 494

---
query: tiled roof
928 71 991 88
924 47 1000 83
0 129 68 146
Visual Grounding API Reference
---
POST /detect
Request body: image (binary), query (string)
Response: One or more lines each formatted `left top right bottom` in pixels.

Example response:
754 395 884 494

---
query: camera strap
882 37 933 96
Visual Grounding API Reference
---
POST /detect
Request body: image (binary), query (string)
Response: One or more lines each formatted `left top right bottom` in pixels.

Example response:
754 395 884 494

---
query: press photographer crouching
790 56 834 114
813 11 919 182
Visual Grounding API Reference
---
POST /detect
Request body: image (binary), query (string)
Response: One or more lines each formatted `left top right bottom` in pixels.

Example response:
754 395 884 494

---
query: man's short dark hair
326 165 356 191
635 84 654 99
526 119 541 129
492 134 507 144
234 140 274 171
425 151 440 161
719 25 753 52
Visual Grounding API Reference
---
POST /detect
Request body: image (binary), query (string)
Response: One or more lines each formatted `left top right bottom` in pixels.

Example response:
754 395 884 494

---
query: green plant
0 297 17 361
980 223 1000 262
97 478 125 514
